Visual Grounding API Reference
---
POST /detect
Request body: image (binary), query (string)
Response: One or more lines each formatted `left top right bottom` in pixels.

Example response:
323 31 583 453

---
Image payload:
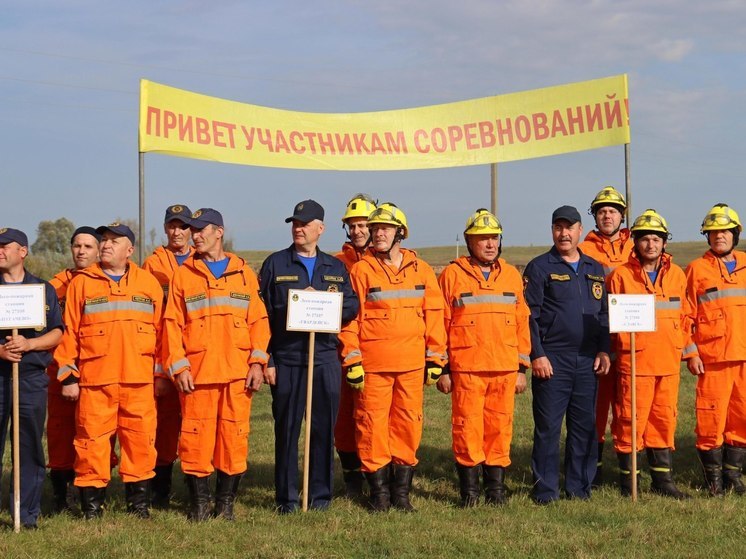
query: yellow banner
139 75 629 171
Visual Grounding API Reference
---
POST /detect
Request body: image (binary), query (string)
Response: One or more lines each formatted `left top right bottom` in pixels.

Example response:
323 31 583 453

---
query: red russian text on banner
139 75 630 171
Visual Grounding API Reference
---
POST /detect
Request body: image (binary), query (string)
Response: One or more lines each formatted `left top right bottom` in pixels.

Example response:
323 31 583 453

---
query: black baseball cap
164 204 192 225
96 223 136 245
551 205 582 225
70 226 102 244
0 228 28 247
188 208 224 229
286 199 324 223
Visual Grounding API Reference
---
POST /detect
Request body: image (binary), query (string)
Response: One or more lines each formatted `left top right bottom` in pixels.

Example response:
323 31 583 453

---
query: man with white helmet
437 209 530 506
685 203 746 496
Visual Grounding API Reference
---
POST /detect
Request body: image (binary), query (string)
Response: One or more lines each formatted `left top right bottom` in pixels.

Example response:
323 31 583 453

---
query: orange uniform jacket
438 256 530 372
579 228 633 275
142 245 196 299
54 262 163 386
684 249 746 364
48 269 74 379
341 249 447 372
163 253 270 383
607 252 695 376
335 243 367 272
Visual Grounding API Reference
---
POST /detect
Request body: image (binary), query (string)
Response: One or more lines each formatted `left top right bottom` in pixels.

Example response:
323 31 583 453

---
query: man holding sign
260 200 358 514
0 228 63 529
606 209 693 499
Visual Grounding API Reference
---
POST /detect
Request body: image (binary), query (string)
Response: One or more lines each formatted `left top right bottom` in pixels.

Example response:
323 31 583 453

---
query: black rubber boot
50 469 75 513
125 481 151 518
723 444 746 495
390 464 416 512
213 471 242 521
456 464 480 507
592 441 604 488
483 465 508 505
365 464 391 512
698 447 725 497
151 463 173 509
616 452 641 497
646 448 690 500
338 450 365 499
185 474 212 521
79 486 106 520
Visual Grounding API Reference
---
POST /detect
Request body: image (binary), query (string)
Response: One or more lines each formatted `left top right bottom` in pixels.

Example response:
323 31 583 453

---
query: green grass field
2 369 745 559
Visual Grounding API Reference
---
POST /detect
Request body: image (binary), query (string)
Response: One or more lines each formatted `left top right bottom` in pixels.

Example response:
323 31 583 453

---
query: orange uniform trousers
596 366 617 442
695 361 746 450
354 369 424 472
74 383 155 488
451 371 517 467
334 378 357 454
613 373 679 453
155 382 181 466
179 379 253 477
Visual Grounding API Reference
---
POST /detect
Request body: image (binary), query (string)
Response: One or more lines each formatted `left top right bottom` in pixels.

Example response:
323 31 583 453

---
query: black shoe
723 444 746 496
49 469 76 514
390 464 416 512
79 486 106 520
647 448 690 500
698 447 725 497
483 465 508 505
185 474 212 521
213 471 242 521
151 463 174 509
125 481 151 519
456 463 480 507
616 452 641 497
365 464 391 512
338 450 365 500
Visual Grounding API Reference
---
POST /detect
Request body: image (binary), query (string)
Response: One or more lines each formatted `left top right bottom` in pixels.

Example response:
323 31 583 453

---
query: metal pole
12 328 20 533
138 151 145 264
624 144 632 223
490 163 498 216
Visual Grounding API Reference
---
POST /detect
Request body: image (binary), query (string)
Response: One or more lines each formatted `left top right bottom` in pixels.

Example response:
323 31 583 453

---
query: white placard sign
608 294 656 333
0 284 46 329
286 289 343 333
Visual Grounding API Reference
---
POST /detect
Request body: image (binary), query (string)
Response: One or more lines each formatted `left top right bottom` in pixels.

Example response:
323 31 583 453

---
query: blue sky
2 1 745 252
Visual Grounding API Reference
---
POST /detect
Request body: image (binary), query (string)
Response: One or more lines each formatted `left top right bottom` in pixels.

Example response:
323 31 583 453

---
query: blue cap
286 199 324 223
551 205 582 225
71 226 102 244
0 227 28 247
188 208 224 229
96 223 136 245
164 204 192 225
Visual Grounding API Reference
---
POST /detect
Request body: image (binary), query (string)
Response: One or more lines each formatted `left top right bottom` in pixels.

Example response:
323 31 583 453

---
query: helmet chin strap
467 240 502 266
374 228 404 258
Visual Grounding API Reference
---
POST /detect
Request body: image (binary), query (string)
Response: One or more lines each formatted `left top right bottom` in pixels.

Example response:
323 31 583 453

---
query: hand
264 366 277 386
175 369 195 394
4 334 32 354
515 372 527 394
245 363 264 392
687 356 705 376
436 372 452 394
61 382 80 402
424 362 443 386
346 364 365 391
0 343 22 363
531 356 553 379
594 352 611 376
154 377 173 398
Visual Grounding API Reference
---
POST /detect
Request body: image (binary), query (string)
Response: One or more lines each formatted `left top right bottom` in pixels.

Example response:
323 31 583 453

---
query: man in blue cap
523 206 610 504
259 200 359 513
0 227 64 528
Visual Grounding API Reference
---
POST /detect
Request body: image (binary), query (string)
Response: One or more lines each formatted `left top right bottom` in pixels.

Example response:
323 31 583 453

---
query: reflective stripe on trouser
595 366 617 442
695 361 746 450
271 361 341 509
451 371 516 468
612 373 679 453
0 368 48 525
531 352 598 502
334 375 358 454
179 379 252 477
354 368 424 472
47 380 77 470
74 383 156 488
155 382 182 466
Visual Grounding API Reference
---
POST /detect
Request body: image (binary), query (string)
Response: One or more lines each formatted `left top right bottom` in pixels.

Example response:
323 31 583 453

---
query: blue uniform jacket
0 270 64 373
524 247 609 360
259 245 359 367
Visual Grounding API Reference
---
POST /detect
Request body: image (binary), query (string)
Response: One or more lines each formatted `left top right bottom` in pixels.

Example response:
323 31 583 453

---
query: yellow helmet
464 208 502 236
367 202 408 239
341 193 377 222
630 209 670 238
700 203 742 234
589 186 627 215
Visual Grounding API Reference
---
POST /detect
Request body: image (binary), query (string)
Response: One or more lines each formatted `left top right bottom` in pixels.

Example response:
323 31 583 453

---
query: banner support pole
624 143 632 223
490 163 498 216
138 151 145 264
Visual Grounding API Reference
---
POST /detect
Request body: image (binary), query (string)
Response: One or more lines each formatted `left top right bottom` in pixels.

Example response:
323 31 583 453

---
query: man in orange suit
437 209 530 507
607 209 693 499
142 204 194 508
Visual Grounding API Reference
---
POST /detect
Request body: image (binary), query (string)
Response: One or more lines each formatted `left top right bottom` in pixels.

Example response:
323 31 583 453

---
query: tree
31 217 76 255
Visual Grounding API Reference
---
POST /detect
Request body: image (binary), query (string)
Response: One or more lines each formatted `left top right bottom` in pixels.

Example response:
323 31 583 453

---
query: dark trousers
531 351 598 502
271 361 340 510
0 368 48 524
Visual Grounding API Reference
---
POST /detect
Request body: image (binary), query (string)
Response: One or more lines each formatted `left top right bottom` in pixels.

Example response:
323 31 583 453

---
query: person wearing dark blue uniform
0 228 63 528
523 206 610 504
259 200 359 513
